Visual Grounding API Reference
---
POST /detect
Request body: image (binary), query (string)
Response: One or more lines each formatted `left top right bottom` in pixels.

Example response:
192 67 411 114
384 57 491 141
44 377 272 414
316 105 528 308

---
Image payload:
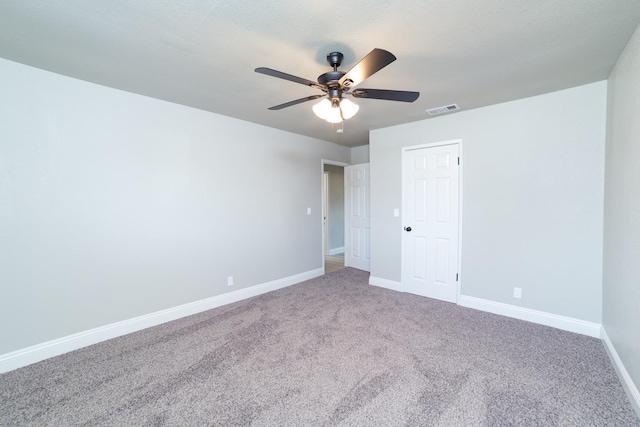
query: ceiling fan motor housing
318 71 345 86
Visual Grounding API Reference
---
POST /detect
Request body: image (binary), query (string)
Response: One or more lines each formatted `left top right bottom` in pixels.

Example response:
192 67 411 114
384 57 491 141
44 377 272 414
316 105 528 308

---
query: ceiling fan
255 48 419 125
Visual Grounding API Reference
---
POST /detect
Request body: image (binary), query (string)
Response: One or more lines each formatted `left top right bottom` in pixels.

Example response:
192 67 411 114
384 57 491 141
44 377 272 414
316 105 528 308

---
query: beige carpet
1 268 638 426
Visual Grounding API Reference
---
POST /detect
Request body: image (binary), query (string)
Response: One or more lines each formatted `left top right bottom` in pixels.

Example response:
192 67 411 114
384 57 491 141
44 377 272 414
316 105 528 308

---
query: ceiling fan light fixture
312 98 359 123
312 98 332 120
339 98 359 120
325 105 343 123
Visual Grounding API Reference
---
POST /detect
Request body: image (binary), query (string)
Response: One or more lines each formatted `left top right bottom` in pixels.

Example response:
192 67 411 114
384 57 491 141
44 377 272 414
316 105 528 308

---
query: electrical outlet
513 287 522 299
227 276 234 286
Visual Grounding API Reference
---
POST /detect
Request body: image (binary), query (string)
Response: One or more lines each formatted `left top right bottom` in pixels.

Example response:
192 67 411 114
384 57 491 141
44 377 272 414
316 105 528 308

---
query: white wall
0 58 349 355
603 23 640 398
370 82 607 323
350 145 370 164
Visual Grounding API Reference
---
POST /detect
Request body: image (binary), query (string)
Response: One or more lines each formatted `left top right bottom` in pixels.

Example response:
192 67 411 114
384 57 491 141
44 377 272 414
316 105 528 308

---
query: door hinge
456 273 459 281
457 157 460 165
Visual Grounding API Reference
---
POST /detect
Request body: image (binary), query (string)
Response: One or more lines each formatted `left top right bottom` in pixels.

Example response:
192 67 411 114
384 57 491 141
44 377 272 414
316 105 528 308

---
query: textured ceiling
1 1 639 147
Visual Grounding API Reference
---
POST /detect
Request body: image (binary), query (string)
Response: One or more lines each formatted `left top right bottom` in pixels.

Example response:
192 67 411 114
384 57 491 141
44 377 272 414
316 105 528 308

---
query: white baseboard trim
0 268 324 374
328 247 345 256
601 328 640 418
458 295 602 338
369 276 403 292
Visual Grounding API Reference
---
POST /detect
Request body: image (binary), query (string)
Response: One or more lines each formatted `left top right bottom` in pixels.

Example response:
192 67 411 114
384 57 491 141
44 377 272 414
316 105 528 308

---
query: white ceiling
1 1 639 147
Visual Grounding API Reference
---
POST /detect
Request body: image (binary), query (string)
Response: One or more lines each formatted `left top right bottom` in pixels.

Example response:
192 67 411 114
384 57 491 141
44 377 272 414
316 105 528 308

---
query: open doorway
322 161 348 273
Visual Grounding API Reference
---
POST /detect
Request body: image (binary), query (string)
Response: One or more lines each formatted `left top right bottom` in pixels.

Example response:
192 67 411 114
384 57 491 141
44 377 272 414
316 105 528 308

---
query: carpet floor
1 268 638 426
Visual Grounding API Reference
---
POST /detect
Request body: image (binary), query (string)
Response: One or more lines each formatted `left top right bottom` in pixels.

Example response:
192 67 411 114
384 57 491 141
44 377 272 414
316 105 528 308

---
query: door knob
404 226 412 232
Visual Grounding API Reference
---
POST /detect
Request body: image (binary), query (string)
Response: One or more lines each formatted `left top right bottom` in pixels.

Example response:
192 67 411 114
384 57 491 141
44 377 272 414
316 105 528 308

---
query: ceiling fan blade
350 88 420 102
255 67 324 90
339 49 397 88
268 94 325 110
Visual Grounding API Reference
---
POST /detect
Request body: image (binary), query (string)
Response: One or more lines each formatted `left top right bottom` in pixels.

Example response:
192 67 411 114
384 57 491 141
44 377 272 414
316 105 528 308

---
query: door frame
321 159 350 272
401 139 464 302
323 171 330 256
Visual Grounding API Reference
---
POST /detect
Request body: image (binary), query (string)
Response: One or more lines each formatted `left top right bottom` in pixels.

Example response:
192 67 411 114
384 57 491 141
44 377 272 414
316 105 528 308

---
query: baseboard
369 276 403 292
601 328 640 418
0 268 324 373
458 295 602 338
329 247 345 256
366 283 602 338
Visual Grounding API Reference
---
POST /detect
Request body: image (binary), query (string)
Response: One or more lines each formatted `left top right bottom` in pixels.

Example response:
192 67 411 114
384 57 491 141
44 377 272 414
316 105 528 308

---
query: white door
402 144 459 302
345 163 370 271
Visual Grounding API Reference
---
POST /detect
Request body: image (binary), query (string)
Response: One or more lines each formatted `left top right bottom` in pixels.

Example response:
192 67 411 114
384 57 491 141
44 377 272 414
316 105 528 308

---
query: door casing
321 160 349 272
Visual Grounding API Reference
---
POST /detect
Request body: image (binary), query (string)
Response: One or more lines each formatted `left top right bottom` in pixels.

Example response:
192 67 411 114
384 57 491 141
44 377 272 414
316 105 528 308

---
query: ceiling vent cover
426 104 460 116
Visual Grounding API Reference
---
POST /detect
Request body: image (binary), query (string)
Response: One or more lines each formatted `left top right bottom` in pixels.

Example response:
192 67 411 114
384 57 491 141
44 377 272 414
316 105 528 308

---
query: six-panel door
402 144 459 302
345 163 371 272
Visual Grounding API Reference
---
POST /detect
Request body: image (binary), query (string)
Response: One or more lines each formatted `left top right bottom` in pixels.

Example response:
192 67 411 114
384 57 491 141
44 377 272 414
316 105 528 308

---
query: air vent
426 104 460 116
